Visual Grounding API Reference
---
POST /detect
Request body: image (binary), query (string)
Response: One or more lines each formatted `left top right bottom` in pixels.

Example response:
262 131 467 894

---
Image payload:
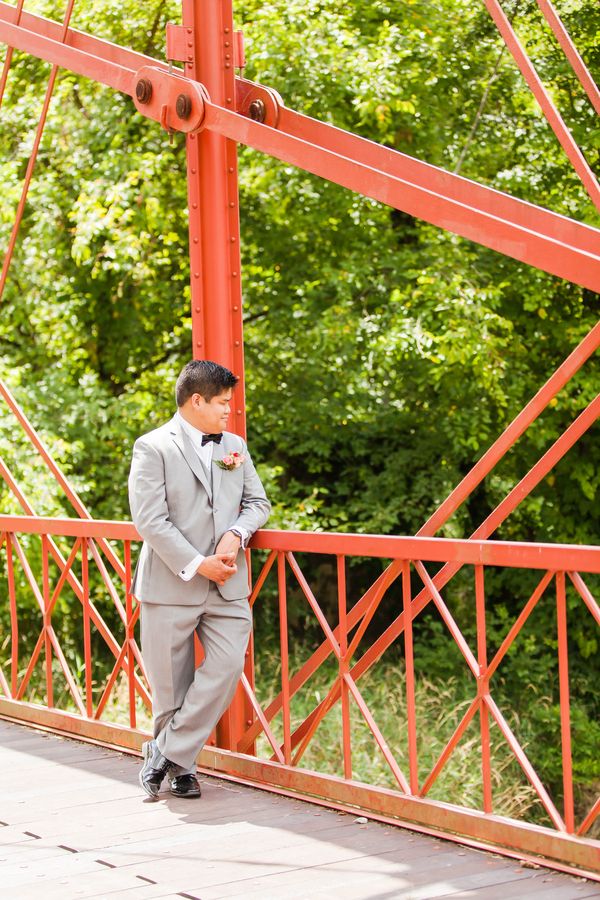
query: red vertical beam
182 0 247 752
242 547 257 753
278 551 292 764
6 532 18 697
402 560 418 794
556 571 575 833
337 554 352 780
42 534 53 707
124 540 136 729
81 537 92 717
475 564 493 814
182 0 245 435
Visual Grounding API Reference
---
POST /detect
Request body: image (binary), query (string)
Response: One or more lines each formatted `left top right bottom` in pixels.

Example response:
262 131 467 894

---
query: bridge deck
0 720 598 900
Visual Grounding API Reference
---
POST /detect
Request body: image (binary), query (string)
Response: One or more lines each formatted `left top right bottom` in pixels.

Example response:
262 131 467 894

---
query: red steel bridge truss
0 0 599 880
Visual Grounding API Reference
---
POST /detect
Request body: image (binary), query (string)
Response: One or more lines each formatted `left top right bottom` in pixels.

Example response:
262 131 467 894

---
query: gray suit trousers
140 585 252 771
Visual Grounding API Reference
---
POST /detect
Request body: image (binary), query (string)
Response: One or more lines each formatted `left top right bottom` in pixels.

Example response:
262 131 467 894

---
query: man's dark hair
176 360 238 406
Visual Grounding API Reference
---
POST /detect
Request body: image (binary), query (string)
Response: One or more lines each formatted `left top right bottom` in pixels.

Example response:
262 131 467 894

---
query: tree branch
453 2 521 175
144 1 167 57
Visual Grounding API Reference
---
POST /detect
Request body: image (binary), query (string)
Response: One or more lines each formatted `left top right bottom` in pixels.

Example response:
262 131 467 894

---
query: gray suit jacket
128 415 270 604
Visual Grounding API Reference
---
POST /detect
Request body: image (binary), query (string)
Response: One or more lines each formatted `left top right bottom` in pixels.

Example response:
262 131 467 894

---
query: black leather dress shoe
139 739 173 800
169 773 202 798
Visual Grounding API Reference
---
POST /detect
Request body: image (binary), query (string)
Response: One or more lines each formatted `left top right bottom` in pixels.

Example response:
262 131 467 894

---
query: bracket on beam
166 23 192 64
236 78 283 127
132 65 207 133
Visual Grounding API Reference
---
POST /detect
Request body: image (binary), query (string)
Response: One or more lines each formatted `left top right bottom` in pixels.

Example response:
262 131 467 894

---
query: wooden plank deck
0 719 598 900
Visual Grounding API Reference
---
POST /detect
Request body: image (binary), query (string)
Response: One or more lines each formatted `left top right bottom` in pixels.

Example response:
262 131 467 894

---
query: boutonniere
215 451 246 471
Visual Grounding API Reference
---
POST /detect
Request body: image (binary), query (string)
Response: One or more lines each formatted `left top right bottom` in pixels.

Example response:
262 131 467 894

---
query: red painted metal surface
0 0 599 878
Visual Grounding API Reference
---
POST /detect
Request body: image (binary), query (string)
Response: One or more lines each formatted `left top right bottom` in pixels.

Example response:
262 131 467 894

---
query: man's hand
215 530 242 561
197 553 238 585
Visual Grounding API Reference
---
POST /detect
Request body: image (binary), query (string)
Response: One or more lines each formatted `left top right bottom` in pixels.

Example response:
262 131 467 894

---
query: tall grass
253 647 540 822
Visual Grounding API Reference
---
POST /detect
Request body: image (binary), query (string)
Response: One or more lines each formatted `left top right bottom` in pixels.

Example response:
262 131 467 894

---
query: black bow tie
201 433 223 446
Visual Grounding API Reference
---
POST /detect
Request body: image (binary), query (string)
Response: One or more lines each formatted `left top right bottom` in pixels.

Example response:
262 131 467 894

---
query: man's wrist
229 526 247 549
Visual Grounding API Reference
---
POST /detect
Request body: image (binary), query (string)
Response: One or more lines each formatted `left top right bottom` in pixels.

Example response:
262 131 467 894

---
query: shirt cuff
229 526 249 549
179 552 205 581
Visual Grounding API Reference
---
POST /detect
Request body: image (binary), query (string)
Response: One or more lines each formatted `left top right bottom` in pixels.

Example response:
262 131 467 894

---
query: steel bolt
135 78 153 104
176 94 193 119
248 99 266 123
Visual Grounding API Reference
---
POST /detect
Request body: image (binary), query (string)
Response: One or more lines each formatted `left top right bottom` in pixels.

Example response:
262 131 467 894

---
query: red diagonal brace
536 0 600 117
482 0 600 210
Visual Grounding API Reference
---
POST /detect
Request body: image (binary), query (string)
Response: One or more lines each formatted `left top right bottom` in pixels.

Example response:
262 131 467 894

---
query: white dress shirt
176 412 247 581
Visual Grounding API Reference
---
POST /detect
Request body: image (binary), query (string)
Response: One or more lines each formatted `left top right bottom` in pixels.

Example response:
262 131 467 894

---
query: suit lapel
169 416 213 501
211 435 226 500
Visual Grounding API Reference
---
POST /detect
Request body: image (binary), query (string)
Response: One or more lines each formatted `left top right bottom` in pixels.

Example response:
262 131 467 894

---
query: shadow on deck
0 719 598 900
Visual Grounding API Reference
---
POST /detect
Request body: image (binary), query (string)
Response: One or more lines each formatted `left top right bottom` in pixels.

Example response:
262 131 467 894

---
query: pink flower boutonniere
215 451 246 471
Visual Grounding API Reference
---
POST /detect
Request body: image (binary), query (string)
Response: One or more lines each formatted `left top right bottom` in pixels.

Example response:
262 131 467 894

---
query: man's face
192 388 232 434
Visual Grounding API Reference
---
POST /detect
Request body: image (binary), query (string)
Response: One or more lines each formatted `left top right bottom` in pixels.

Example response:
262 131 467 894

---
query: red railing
0 514 598 878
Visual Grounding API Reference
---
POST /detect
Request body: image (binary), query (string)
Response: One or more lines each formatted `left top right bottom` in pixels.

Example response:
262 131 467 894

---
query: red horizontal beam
271 100 600 260
204 102 600 293
1 4 598 292
1 516 599 573
0 15 133 95
252 530 600 572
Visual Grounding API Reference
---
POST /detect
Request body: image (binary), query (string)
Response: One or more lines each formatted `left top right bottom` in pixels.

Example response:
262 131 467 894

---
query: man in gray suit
129 359 270 799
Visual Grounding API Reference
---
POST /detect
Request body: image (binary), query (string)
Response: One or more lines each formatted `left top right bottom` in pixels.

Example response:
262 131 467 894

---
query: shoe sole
139 740 160 801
